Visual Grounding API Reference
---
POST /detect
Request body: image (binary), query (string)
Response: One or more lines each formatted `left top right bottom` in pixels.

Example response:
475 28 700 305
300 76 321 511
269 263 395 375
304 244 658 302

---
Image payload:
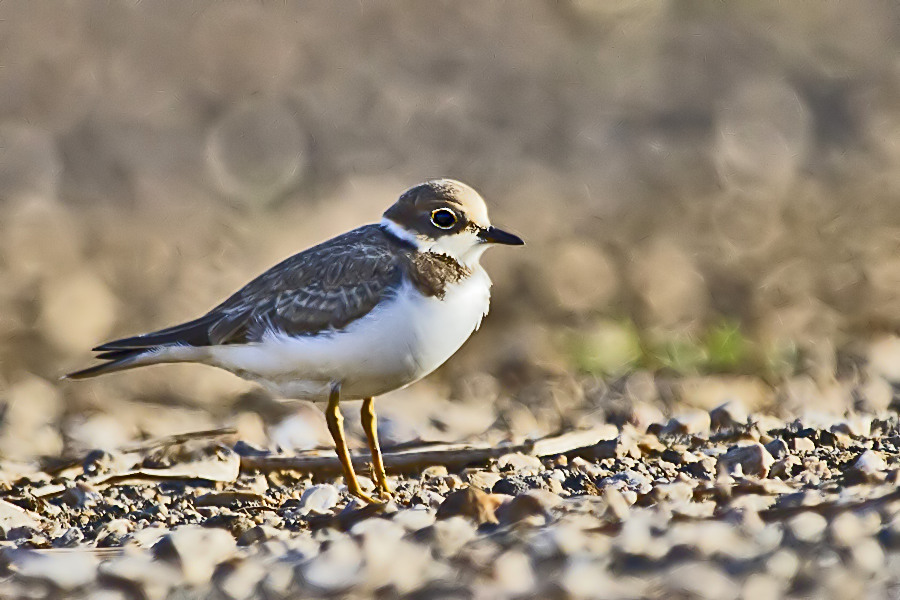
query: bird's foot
348 485 382 505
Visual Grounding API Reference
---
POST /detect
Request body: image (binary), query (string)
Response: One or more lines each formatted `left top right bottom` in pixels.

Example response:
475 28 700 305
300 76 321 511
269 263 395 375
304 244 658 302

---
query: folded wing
66 225 408 379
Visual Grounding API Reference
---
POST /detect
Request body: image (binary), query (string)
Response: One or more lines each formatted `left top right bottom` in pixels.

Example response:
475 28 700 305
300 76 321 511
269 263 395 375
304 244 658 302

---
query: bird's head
381 179 524 266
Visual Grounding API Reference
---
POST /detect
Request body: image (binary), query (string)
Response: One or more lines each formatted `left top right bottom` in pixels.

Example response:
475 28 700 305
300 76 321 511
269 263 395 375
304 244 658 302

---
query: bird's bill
478 226 524 246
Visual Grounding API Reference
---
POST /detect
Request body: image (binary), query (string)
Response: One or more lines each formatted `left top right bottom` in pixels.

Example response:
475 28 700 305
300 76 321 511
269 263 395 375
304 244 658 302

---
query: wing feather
91 225 409 352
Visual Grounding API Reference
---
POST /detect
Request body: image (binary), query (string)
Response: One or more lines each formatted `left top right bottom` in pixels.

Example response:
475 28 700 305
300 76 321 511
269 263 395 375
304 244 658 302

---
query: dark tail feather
69 312 225 380
65 349 151 380
92 314 219 351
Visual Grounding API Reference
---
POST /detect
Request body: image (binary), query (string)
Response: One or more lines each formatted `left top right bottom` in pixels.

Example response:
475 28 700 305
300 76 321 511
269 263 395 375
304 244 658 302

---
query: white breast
208 268 492 400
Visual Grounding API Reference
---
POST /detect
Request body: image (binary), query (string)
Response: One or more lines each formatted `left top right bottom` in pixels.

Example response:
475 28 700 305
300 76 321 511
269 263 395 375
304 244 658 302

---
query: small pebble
152 526 238 585
710 399 748 430
851 450 888 482
717 443 775 478
436 487 501 525
496 489 561 525
301 538 363 593
788 512 828 544
665 410 712 435
497 453 543 475
763 438 789 459
298 484 340 514
792 437 816 453
13 549 98 590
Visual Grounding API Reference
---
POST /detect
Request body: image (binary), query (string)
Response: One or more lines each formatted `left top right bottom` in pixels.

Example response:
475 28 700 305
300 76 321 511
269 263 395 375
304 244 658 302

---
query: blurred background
2 1 900 460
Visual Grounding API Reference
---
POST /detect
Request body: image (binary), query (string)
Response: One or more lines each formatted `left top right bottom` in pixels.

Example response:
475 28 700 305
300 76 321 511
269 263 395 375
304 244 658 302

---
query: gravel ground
2 394 900 599
7 4 900 599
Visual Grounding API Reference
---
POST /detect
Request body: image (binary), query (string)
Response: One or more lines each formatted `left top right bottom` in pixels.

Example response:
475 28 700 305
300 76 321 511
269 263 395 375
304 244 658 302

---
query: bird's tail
64 314 220 380
65 348 175 380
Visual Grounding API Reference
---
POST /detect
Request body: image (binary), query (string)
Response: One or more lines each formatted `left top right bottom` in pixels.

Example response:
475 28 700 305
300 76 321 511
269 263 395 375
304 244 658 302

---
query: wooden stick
240 425 617 475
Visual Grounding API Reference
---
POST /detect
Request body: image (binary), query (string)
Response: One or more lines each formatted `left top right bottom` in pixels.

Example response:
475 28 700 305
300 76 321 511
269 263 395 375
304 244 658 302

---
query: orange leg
361 397 391 497
325 383 378 504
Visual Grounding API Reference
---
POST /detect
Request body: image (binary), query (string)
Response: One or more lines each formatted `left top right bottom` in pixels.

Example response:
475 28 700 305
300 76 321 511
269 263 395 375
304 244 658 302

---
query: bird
66 179 524 503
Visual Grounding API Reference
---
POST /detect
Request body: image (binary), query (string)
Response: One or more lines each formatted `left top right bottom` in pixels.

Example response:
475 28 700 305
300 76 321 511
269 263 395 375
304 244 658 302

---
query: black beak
478 226 525 246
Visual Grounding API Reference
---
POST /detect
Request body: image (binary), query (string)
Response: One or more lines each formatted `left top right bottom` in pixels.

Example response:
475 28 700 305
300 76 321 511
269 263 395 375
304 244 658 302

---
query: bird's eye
430 208 458 229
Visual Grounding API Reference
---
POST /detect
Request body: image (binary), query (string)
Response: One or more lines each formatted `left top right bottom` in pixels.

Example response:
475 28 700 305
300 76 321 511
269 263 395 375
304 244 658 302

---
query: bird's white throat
380 217 490 268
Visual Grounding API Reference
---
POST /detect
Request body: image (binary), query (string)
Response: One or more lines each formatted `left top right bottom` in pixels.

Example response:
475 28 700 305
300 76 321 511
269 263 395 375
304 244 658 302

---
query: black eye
430 208 458 229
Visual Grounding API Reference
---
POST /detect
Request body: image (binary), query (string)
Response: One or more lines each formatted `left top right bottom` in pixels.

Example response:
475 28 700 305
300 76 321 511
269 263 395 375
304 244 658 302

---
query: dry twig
240 425 618 475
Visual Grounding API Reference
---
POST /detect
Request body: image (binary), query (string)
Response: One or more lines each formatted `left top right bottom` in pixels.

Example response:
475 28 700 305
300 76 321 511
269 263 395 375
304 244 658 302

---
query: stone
665 562 739 599
832 415 873 438
415 517 477 557
237 525 281 546
787 512 827 544
350 516 405 547
717 443 775 478
851 450 888 482
392 508 436 532
651 481 694 504
261 563 295 597
298 484 340 515
710 399 749 430
627 399 666 433
818 429 852 448
765 549 799 581
770 455 801 479
792 437 816 453
215 558 268 600
497 452 543 475
51 527 84 548
61 483 101 508
195 491 267 509
764 438 790 459
742 574 783 600
665 410 711 435
635 432 666 453
0 499 42 535
849 538 885 574
496 489 562 525
361 537 435 593
492 477 532 496
12 549 98 590
96 519 131 546
598 469 651 495
830 511 881 547
152 526 238 585
300 537 363 593
588 435 640 460
436 487 500 525
560 558 630 599
466 470 502 491
421 465 449 481
493 550 535 595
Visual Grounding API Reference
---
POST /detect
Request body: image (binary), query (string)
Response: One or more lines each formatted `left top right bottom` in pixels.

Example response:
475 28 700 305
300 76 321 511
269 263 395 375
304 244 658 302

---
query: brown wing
93 225 409 351
209 226 406 342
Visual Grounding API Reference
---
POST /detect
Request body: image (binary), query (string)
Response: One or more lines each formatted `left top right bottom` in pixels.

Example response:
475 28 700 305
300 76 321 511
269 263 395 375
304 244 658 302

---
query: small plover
67 179 524 502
